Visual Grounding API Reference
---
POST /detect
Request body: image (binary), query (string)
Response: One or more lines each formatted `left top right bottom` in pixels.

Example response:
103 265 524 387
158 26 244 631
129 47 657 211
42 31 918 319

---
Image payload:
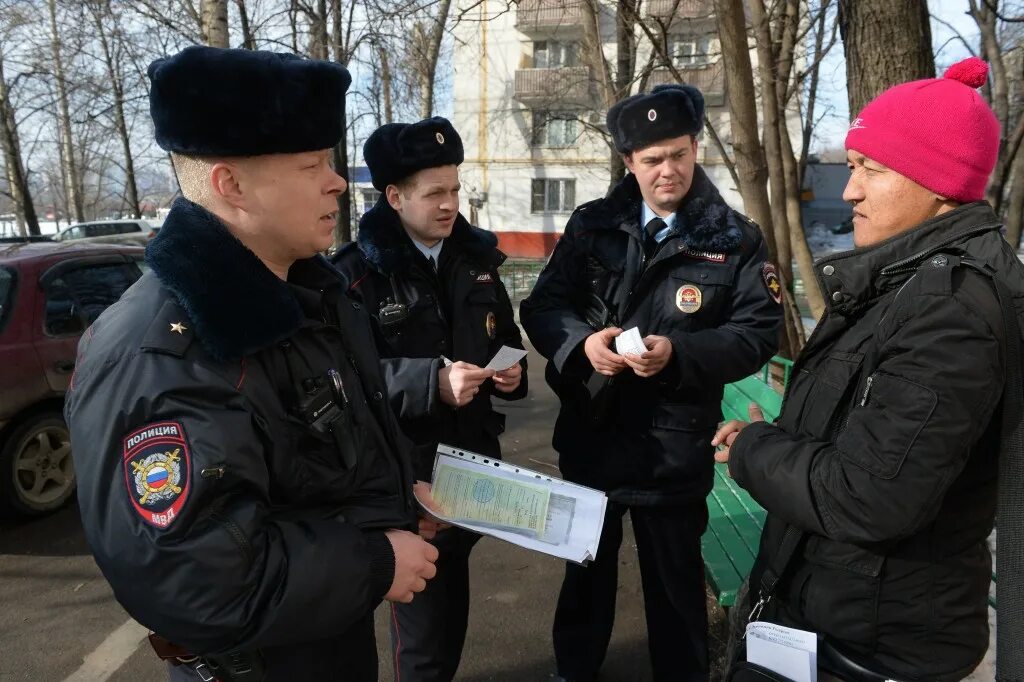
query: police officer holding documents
66 46 438 681
520 84 783 681
332 117 527 681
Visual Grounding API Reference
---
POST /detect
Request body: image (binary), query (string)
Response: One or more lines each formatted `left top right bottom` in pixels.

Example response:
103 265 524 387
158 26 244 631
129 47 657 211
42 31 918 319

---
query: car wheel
0 413 75 517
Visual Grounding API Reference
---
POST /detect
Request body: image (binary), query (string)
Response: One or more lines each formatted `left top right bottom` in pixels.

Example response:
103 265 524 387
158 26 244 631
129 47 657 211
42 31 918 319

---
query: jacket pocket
797 536 884 648
667 264 737 322
646 403 721 482
795 351 864 439
836 371 937 479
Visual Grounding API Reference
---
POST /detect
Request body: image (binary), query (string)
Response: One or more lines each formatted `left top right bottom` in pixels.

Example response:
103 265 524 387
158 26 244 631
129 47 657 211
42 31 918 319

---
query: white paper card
441 356 453 367
746 621 817 682
614 327 646 356
485 346 528 371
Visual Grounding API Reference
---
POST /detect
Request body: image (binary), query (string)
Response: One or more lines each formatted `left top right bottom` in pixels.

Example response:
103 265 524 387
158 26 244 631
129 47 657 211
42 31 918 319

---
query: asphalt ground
0 343 730 681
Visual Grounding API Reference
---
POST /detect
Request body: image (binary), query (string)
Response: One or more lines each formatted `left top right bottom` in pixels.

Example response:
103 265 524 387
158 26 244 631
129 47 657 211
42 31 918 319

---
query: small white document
418 445 608 564
746 621 818 682
614 327 647 356
440 346 528 371
485 346 528 371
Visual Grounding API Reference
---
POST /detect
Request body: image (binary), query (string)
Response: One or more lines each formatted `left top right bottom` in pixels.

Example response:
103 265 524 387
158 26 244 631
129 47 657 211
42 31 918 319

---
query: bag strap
961 259 1024 682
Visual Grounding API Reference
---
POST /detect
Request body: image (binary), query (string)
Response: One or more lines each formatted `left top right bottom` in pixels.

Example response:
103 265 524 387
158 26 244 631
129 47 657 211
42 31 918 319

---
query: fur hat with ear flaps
607 84 705 154
148 45 352 157
363 117 465 191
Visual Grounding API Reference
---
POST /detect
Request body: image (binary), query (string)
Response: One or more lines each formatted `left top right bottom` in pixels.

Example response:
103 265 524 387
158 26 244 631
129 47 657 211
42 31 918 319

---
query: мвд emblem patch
675 284 702 313
122 421 191 529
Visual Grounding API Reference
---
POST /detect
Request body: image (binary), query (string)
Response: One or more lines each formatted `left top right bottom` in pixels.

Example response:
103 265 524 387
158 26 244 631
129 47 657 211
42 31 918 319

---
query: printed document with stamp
418 445 608 564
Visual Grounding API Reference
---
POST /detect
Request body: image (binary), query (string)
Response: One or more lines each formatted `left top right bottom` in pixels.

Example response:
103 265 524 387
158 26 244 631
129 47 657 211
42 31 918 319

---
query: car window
0 267 15 333
44 263 140 336
61 226 82 240
117 223 141 234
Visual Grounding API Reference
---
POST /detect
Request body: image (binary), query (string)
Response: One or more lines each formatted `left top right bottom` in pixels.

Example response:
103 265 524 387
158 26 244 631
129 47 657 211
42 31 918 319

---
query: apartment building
452 0 748 257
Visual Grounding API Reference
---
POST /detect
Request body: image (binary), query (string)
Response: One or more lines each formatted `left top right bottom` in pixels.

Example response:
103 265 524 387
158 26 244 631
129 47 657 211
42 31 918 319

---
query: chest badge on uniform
476 272 493 283
485 311 497 339
762 262 783 304
122 421 191 529
675 284 702 313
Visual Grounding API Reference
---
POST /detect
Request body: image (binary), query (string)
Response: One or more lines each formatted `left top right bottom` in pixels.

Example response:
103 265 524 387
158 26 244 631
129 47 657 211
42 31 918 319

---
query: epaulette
140 298 195 358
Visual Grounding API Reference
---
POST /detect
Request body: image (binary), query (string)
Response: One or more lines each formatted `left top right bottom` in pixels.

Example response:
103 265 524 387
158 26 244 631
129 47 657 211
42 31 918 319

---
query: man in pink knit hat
715 57 1024 680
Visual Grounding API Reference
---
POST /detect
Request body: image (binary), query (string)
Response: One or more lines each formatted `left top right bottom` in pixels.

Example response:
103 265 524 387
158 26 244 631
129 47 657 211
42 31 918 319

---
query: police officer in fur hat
520 84 783 681
331 116 527 682
66 46 439 681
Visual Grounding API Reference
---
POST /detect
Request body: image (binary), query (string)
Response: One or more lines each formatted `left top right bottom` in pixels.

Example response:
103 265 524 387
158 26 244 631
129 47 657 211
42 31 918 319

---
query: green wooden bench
706 356 999 614
704 357 789 607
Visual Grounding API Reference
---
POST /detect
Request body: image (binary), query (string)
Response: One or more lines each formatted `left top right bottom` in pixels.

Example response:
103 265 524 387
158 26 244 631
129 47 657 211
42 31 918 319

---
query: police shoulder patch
762 262 783 304
123 421 191 529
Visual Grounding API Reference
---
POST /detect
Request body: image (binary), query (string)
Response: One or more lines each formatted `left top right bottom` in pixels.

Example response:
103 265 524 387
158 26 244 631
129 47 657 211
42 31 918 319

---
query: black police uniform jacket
731 201 1020 680
520 167 782 505
66 198 416 669
331 198 527 480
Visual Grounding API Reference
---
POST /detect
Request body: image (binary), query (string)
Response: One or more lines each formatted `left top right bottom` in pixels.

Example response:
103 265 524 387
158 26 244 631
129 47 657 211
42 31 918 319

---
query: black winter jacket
66 198 416 675
521 167 782 505
331 198 526 480
733 202 1020 680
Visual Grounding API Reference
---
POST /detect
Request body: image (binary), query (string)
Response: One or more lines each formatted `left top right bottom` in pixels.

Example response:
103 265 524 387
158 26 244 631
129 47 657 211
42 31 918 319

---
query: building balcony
514 66 592 106
516 0 582 34
645 0 715 21
647 61 725 106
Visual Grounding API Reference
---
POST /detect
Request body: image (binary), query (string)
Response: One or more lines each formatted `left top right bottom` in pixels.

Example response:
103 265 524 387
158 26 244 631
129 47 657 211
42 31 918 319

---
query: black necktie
644 217 666 260
428 255 437 273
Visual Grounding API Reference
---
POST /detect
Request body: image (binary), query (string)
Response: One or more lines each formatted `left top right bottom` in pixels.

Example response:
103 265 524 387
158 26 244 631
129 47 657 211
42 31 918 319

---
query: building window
533 40 577 68
361 190 381 214
670 35 712 67
531 179 576 213
532 111 580 147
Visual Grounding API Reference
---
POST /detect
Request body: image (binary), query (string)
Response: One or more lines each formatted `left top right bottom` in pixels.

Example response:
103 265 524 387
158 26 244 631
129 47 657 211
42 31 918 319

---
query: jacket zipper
877 223 1000 277
860 375 874 407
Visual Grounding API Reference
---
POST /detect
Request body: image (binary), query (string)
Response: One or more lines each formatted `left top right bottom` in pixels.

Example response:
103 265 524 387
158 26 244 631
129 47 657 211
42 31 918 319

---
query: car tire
0 413 75 517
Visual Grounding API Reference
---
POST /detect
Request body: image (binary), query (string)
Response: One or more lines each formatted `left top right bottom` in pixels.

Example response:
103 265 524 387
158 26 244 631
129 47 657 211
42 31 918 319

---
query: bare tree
839 0 935 117
87 0 141 218
417 0 452 118
0 50 39 235
967 0 1024 246
47 0 85 223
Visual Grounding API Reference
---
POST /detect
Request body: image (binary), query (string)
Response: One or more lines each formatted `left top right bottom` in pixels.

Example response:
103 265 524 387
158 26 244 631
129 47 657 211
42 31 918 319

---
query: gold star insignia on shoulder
170 322 188 334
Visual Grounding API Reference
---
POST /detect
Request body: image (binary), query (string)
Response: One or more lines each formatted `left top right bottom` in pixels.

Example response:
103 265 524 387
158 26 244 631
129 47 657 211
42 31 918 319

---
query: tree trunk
838 0 933 117
0 54 39 236
235 0 255 49
419 0 452 118
775 0 824 322
712 0 773 245
1001 115 1024 248
201 0 229 47
378 44 394 124
47 0 84 224
749 0 804 353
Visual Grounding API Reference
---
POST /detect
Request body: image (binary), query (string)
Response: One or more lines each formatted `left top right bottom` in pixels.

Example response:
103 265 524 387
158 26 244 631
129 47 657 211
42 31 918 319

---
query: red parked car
0 237 146 516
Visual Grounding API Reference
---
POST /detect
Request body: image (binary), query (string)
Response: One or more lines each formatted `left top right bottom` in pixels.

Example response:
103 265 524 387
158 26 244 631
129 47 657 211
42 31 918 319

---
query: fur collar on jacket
578 164 744 253
146 197 339 361
355 196 501 275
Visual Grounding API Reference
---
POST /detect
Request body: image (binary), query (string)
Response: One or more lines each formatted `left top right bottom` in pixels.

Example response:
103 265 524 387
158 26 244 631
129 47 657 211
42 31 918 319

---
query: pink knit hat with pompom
845 56 1000 202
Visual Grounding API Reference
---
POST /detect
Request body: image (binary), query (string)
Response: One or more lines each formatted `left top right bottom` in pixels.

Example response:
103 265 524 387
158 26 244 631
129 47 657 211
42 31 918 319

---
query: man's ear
210 161 245 209
623 152 635 174
385 184 403 212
